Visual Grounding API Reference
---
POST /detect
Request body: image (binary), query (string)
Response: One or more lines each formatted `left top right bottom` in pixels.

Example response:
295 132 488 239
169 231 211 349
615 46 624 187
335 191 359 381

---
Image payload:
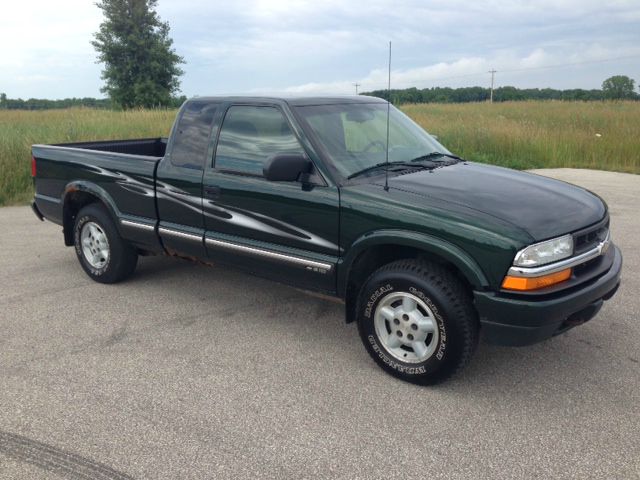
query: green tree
602 75 636 100
92 0 184 109
0 93 6 108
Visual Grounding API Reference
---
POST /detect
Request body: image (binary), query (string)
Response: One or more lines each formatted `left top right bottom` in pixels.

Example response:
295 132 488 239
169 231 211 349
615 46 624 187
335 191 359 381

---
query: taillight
31 156 36 177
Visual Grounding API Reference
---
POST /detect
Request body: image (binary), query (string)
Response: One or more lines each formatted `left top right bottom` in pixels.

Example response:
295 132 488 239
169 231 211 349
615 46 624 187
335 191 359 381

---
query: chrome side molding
123 221 333 274
34 193 62 204
158 226 203 242
120 219 155 232
205 237 333 273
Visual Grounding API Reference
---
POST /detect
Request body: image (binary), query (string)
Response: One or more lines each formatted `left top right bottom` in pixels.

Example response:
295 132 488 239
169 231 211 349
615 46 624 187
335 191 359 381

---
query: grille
573 219 609 255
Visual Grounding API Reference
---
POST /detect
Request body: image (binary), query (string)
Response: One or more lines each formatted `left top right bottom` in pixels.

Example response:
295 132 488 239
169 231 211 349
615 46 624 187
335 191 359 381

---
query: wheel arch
339 230 489 324
62 181 120 246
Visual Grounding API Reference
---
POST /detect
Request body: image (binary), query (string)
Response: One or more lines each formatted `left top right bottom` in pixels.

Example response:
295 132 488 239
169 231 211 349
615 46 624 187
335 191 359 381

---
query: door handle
204 185 221 199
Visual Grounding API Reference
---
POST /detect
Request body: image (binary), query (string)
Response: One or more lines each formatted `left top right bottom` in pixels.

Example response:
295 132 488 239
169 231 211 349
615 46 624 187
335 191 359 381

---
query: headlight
513 234 573 267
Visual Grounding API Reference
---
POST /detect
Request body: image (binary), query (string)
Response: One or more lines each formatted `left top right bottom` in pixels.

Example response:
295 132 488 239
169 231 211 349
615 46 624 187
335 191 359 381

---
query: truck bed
32 138 166 235
52 137 168 157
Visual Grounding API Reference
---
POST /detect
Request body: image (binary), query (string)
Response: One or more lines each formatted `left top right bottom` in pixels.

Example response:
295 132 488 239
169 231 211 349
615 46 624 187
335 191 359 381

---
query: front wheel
356 259 478 385
73 204 138 284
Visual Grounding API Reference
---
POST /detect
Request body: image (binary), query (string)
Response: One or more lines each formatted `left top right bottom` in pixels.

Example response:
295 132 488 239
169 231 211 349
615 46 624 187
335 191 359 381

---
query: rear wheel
73 204 138 283
356 259 478 385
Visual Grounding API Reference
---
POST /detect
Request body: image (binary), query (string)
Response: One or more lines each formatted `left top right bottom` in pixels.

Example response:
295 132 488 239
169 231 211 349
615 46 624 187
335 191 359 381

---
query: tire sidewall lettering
364 283 393 319
408 286 447 360
367 334 427 374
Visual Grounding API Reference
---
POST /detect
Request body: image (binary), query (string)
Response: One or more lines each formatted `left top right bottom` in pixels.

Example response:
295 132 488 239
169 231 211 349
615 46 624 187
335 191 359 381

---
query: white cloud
0 0 102 97
1 0 639 98
271 44 640 95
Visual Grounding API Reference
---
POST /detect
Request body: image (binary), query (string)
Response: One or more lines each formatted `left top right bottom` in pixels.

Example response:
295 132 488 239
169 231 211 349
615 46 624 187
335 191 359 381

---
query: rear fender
62 180 121 246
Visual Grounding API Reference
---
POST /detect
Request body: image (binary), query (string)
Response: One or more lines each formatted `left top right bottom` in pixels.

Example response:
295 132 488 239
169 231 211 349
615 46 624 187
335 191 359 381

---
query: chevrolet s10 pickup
31 96 622 384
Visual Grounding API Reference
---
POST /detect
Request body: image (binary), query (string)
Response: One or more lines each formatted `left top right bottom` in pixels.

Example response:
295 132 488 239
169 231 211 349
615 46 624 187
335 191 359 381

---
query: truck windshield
294 103 449 179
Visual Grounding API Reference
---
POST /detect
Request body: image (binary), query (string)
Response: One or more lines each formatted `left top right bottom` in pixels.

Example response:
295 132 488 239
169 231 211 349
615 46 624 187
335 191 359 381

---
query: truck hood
381 162 606 240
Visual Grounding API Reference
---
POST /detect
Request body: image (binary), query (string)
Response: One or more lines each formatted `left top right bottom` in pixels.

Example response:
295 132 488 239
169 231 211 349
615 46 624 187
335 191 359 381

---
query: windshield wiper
347 161 434 179
409 152 462 163
347 152 463 180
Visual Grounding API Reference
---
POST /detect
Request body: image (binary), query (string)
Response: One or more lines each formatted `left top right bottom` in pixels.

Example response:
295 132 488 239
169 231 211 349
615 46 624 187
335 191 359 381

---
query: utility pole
353 82 361 95
488 69 497 103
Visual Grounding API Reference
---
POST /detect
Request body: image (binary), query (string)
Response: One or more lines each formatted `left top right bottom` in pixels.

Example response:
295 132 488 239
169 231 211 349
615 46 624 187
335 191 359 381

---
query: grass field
0 109 176 206
404 101 640 173
1 101 639 206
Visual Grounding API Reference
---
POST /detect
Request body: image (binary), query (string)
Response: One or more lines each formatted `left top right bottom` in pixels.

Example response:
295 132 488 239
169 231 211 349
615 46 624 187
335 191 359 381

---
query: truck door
156 100 221 258
201 103 340 293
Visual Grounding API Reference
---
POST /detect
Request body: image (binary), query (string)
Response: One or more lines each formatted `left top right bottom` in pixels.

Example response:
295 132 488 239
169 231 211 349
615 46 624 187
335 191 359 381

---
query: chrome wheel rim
80 221 110 269
373 291 439 363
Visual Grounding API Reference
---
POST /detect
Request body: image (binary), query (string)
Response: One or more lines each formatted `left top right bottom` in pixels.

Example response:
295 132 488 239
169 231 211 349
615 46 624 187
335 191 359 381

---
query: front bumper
474 244 622 346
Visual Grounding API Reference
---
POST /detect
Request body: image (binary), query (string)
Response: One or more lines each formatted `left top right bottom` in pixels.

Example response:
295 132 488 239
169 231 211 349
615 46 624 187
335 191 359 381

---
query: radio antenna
384 41 391 192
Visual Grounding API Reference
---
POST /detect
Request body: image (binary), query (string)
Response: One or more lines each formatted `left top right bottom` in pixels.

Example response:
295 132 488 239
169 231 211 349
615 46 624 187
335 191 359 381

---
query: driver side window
214 106 305 176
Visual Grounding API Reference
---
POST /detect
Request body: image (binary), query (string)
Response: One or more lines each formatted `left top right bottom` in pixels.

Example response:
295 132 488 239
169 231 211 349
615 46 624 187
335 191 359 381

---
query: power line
353 82 361 94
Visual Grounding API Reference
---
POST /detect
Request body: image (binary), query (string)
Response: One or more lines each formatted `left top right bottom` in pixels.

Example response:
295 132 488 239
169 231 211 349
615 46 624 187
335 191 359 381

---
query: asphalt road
1 168 638 479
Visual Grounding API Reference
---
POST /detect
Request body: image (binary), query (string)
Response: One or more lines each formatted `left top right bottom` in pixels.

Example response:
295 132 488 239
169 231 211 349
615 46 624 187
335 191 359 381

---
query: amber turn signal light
502 268 572 291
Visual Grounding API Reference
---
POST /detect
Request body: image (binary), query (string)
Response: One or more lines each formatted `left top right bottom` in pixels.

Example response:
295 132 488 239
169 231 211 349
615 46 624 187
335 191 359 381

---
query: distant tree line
0 93 187 110
365 85 639 104
1 75 636 110
365 86 607 103
365 75 638 104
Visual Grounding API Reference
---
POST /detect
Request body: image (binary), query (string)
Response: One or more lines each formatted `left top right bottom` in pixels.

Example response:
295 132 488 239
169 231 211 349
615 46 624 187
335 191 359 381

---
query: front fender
337 229 489 296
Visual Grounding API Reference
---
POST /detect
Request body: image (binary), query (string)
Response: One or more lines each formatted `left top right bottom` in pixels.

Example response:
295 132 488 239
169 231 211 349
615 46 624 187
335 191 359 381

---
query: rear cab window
170 101 219 170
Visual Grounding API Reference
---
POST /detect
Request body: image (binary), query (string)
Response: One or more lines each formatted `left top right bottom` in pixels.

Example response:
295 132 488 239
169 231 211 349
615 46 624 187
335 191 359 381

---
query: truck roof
186 95 387 107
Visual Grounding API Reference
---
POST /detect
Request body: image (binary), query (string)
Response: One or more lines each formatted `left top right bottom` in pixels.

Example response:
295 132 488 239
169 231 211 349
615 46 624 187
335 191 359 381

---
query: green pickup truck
31 96 622 385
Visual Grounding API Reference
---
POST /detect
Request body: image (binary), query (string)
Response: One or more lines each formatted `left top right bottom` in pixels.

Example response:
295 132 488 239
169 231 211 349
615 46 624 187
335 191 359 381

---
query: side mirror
263 153 312 182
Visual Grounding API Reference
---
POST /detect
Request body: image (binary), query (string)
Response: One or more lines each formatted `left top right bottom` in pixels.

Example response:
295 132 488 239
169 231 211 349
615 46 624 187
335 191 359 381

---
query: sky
1 0 639 99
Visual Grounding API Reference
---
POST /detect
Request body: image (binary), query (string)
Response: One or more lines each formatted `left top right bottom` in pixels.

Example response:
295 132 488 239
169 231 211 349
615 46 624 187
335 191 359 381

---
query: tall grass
0 101 638 206
0 108 176 205
403 101 640 173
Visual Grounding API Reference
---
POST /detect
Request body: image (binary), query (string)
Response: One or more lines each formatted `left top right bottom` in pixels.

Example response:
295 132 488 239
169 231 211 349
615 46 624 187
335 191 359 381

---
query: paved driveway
0 169 638 479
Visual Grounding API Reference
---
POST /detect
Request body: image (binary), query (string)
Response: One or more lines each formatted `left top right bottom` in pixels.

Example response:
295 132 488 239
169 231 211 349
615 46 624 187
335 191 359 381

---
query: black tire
73 204 138 284
356 259 478 385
